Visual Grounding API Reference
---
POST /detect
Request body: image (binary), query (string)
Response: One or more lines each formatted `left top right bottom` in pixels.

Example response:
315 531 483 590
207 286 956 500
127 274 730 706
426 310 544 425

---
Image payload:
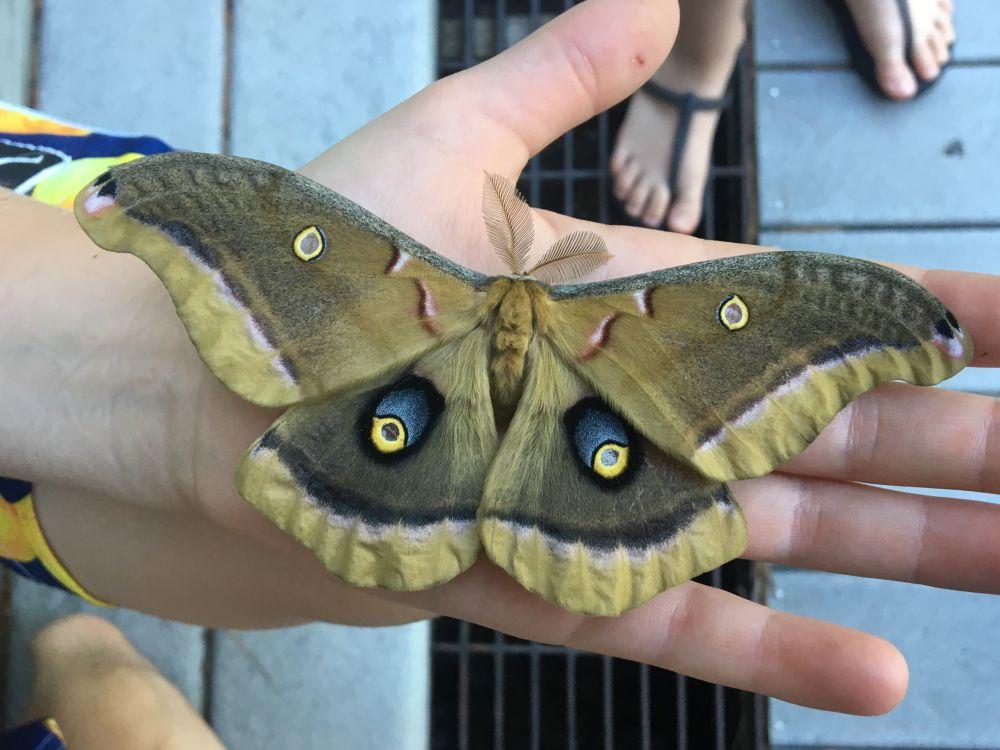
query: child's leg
21 614 226 750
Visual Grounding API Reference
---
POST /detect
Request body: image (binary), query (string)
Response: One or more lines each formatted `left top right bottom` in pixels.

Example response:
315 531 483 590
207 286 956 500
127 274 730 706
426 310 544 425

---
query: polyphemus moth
74 153 971 616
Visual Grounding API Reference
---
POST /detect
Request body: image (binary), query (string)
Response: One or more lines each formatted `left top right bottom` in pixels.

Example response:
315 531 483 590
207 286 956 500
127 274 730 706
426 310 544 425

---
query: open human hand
298 0 999 714
6 0 997 717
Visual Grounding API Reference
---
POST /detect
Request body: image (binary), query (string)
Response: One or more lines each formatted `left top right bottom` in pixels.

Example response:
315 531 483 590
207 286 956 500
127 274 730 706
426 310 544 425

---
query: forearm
35 485 430 628
0 189 192 497
0 188 432 627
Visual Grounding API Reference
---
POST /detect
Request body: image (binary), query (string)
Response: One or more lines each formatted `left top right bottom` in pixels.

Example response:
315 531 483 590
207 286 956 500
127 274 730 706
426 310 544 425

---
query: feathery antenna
480 172 612 281
528 230 612 284
482 172 533 274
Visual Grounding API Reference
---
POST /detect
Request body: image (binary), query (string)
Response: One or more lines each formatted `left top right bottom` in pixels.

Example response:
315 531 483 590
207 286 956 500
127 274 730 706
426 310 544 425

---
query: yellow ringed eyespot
371 416 406 453
293 225 325 262
718 293 749 331
592 442 629 479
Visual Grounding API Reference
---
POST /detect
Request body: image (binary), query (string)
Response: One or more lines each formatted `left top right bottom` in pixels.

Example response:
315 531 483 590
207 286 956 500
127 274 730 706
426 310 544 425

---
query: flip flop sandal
639 79 732 199
822 0 953 99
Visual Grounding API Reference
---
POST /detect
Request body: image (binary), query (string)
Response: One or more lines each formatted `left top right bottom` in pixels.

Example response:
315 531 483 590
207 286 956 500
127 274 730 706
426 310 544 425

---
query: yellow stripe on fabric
0 495 34 560
30 153 143 208
44 718 66 741
13 494 110 607
0 105 91 136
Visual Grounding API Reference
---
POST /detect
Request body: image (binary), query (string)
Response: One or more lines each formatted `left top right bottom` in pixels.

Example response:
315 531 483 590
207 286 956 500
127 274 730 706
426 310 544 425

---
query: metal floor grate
433 2 765 748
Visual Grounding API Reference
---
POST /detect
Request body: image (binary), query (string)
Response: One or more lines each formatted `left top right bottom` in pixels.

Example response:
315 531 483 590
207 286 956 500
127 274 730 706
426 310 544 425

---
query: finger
537 211 754 276
740 473 1000 592
783 383 1000 494
906 267 1000 367
536 223 1000 369
384 559 907 715
401 0 678 168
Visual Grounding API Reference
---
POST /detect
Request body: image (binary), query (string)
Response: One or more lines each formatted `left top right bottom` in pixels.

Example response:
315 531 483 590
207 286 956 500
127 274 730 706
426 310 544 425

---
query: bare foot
610 0 747 234
23 614 226 750
845 0 955 99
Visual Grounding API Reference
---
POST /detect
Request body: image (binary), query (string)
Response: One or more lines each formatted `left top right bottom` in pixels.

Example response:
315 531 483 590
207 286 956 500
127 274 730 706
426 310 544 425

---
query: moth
74 152 971 616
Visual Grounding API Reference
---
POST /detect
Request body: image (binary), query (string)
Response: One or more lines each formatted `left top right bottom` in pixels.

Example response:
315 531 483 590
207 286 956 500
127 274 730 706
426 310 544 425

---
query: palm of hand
49 0 997 718
286 7 997 720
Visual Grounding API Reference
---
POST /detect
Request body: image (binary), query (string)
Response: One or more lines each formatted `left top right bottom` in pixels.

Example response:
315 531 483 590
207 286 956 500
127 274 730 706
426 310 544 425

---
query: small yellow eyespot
371 416 406 453
718 293 749 331
592 442 629 479
293 225 325 262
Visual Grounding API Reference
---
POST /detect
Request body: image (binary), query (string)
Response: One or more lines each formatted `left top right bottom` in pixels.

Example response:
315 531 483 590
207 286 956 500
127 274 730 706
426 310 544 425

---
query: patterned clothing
0 717 66 750
0 101 169 207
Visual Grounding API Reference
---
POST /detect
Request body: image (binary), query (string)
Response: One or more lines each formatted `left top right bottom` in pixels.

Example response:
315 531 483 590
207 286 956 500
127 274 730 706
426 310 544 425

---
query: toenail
892 73 917 96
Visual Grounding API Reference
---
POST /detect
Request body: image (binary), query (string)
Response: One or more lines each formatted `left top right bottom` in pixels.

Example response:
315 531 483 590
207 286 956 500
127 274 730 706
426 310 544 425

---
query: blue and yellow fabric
0 101 170 208
0 477 105 606
1 101 173 609
0 717 66 750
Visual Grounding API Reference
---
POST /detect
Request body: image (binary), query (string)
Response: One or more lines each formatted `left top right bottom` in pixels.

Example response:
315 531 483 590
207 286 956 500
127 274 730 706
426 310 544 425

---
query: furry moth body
75 153 972 616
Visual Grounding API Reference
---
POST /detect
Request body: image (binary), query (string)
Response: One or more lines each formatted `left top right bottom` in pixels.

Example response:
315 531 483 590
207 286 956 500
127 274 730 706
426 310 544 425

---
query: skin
611 0 956 232
1 0 997 717
846 0 956 99
24 615 225 750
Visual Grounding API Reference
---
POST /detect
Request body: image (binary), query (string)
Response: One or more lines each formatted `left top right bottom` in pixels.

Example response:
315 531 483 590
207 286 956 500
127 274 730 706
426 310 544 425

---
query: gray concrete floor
755 1 1000 747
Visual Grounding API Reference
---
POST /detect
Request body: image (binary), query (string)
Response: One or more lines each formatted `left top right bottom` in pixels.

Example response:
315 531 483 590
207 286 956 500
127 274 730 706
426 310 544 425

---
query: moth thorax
488 280 536 416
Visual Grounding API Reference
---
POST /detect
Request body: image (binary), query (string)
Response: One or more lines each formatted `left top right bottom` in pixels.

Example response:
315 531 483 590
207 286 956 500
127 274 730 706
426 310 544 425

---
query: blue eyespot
363 375 444 460
564 398 637 484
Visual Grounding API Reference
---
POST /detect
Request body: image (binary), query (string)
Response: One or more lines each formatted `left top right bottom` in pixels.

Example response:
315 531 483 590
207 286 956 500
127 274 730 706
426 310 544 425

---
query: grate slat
565 651 577 750
530 643 541 750
458 620 471 750
639 664 652 750
493 630 505 749
677 672 689 750
602 654 614 750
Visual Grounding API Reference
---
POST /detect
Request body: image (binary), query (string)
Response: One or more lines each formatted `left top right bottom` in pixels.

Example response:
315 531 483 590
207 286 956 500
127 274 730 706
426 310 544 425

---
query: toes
927 31 950 65
874 57 918 99
613 159 641 201
641 183 670 227
609 145 629 176
667 185 703 235
624 176 654 219
910 39 941 82
934 13 956 45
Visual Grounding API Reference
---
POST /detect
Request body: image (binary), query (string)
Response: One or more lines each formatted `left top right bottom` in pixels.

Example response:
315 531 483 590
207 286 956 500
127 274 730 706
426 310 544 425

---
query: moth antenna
528 230 612 284
481 171 533 274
